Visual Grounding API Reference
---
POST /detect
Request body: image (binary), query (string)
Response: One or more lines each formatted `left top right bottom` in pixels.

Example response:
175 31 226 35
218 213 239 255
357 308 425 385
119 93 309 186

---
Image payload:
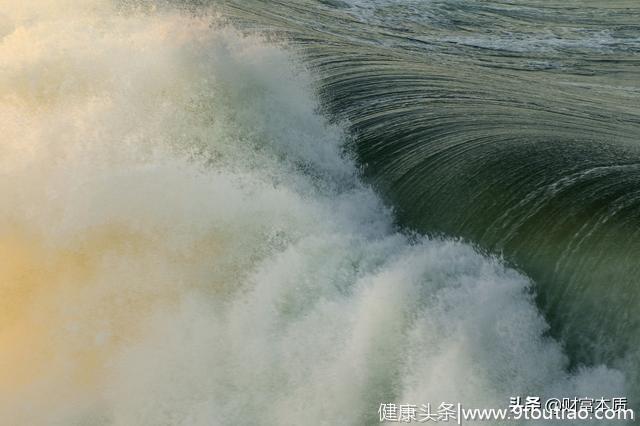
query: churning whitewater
0 1 629 425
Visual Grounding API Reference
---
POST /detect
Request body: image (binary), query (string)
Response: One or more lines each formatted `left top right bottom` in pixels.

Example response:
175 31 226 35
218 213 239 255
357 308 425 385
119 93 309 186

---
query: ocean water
218 0 640 403
0 0 638 424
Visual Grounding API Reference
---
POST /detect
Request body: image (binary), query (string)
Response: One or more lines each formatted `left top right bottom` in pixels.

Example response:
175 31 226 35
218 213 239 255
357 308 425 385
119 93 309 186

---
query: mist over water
0 1 631 424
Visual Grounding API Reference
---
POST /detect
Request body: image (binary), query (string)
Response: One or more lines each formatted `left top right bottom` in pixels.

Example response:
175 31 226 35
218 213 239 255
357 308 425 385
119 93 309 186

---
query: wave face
0 0 635 424
218 0 640 396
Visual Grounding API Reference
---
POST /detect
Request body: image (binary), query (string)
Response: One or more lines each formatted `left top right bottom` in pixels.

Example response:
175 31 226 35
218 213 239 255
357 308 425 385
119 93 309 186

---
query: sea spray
0 2 627 424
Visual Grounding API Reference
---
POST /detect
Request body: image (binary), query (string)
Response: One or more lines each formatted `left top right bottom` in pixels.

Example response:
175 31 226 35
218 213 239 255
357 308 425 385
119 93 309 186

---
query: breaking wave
0 1 634 424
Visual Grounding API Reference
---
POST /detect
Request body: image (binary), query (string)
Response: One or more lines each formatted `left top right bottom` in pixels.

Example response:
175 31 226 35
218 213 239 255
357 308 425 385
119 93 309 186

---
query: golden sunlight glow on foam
0 226 163 391
0 217 227 424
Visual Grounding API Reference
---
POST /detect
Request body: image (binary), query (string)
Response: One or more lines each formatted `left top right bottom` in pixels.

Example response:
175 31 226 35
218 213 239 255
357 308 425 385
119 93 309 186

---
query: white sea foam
0 1 626 424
